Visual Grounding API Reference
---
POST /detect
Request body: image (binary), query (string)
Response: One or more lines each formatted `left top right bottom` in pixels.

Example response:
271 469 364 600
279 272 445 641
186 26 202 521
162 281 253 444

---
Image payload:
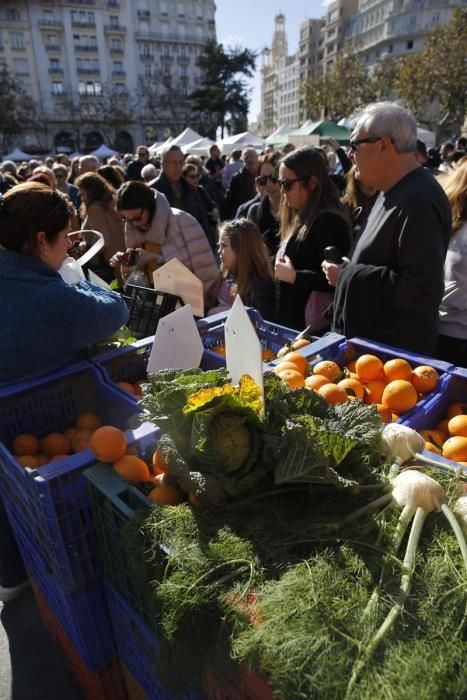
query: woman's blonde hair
219 218 273 303
438 157 467 233
279 146 351 242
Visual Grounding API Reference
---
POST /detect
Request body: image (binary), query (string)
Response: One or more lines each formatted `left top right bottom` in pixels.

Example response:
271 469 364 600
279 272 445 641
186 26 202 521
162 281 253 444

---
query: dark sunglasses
349 136 382 152
278 177 307 192
255 174 278 186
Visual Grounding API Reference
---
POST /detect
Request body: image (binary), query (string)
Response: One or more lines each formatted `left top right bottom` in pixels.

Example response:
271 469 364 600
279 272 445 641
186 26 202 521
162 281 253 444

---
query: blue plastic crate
302 336 454 424
84 424 159 628
0 362 143 589
5 496 117 672
106 584 205 700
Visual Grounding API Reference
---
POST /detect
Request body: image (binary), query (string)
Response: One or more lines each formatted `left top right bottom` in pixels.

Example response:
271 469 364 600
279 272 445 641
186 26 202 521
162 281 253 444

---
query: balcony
104 23 126 33
106 0 120 6
110 47 124 54
177 56 190 65
160 55 173 63
49 67 64 74
11 45 26 51
74 44 98 52
135 31 207 44
112 70 126 77
137 9 150 18
71 20 96 28
76 67 100 75
140 53 154 61
45 43 61 51
38 19 63 28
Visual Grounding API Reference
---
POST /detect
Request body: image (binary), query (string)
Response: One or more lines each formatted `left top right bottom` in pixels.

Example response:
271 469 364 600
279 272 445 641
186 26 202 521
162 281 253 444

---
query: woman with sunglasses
275 146 352 332
111 181 218 304
182 163 219 250
0 181 129 602
248 151 282 257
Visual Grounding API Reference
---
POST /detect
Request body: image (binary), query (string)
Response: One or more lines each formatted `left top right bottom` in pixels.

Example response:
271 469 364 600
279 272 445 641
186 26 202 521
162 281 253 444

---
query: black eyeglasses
349 136 383 152
121 208 145 224
278 177 307 192
256 175 278 186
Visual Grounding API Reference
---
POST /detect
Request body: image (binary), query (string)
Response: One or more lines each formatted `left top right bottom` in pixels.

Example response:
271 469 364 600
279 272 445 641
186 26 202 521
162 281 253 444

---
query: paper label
153 259 204 318
146 304 204 373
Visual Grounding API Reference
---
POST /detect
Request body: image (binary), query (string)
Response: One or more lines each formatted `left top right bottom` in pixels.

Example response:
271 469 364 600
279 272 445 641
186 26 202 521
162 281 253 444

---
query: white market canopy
170 127 203 147
219 131 264 154
2 147 34 161
91 144 118 158
417 127 436 149
265 124 291 144
150 136 173 155
182 137 216 156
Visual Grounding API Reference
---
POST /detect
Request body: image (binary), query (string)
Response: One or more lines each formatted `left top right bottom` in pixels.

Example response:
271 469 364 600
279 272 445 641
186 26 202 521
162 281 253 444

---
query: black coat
220 167 256 220
277 211 351 331
249 196 280 257
332 167 451 355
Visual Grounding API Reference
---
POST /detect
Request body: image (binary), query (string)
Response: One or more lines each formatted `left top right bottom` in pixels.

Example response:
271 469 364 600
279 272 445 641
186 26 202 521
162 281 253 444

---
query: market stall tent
170 128 203 148
150 137 173 155
416 127 436 149
289 119 351 145
182 137 216 156
2 147 33 161
219 131 264 154
91 144 118 158
264 125 292 148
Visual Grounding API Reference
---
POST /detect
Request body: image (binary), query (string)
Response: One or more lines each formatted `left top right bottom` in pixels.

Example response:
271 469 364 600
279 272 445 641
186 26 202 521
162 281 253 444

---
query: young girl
209 218 276 321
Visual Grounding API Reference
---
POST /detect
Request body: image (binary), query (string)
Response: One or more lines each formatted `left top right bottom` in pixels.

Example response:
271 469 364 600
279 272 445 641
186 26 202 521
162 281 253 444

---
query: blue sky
215 0 331 123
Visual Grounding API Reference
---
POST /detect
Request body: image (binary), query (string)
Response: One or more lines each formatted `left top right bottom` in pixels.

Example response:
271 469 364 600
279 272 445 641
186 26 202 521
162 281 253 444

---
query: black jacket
249 196 280 257
220 167 256 220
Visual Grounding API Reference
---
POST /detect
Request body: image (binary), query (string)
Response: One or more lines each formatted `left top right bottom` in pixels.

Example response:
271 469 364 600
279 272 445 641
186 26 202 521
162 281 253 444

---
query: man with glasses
322 101 451 355
126 146 150 182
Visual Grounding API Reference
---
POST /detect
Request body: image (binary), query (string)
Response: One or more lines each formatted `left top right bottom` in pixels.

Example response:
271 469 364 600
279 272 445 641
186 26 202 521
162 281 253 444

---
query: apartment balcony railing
11 45 26 51
110 47 124 54
49 67 64 74
106 0 120 7
137 9 150 18
135 31 207 43
76 67 100 75
177 56 190 65
74 44 99 52
104 24 126 33
160 55 173 63
71 20 96 28
38 19 63 28
45 43 61 51
140 53 154 61
112 70 126 77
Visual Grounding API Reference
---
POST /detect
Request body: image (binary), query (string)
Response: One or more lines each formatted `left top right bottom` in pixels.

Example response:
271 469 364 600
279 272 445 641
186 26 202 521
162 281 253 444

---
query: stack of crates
0 362 143 698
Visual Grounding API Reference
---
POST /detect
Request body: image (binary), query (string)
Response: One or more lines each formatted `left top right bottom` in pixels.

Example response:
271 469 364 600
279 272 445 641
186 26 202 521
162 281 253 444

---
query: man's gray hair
162 144 183 162
242 147 257 159
79 155 99 169
351 101 417 154
141 164 157 180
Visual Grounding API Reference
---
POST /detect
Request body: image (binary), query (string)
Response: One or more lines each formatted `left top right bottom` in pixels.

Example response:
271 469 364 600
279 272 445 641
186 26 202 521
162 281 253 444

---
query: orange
148 475 182 505
277 369 305 389
36 454 48 466
425 442 442 455
116 381 137 395
89 426 128 463
113 455 152 482
446 402 467 419
282 351 309 377
363 379 387 405
276 338 310 358
152 447 170 475
133 379 147 397
40 433 72 459
383 358 412 382
11 433 39 457
346 360 357 373
274 361 299 374
305 374 329 391
64 427 79 442
420 429 445 448
435 419 450 439
313 360 341 382
355 354 384 382
261 348 276 362
411 365 439 395
448 415 467 438
71 429 93 453
50 454 69 463
391 413 400 422
442 436 467 462
337 377 365 400
375 404 392 423
76 412 102 431
17 455 40 469
381 380 418 414
318 383 348 405
212 345 226 356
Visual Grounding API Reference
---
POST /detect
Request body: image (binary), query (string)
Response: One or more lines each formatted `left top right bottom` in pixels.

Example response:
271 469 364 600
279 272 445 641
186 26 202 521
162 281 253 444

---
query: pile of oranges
420 405 467 464
115 379 146 396
274 352 440 422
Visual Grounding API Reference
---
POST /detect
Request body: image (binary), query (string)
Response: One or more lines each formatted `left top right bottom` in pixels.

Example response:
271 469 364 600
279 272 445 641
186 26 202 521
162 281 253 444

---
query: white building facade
0 0 216 153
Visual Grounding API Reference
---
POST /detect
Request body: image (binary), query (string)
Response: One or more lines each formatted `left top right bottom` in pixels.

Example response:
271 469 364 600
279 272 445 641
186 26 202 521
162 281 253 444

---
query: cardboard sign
224 295 264 408
88 269 112 290
153 259 204 318
146 304 204 373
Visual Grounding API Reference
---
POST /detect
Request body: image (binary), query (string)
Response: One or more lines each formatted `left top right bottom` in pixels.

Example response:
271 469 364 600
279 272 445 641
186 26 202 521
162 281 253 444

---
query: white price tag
225 296 264 409
146 305 204 373
153 259 204 318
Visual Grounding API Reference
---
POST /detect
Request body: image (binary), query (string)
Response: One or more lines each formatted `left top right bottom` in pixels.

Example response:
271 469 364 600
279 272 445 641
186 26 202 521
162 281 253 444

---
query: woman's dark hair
98 165 125 190
116 180 156 220
76 172 115 207
0 182 70 254
279 146 351 242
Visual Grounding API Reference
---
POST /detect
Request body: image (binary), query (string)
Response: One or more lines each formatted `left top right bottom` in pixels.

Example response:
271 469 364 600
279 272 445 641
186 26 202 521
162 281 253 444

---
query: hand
322 257 349 286
275 255 297 284
109 251 125 268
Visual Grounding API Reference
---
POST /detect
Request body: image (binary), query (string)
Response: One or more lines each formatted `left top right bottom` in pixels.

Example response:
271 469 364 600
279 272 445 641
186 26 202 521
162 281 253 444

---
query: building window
113 61 123 73
13 58 28 75
407 40 413 49
115 82 126 95
160 1 168 16
52 81 64 95
6 8 20 22
112 38 122 49
144 63 151 76
388 43 393 53
177 2 185 18
432 13 440 24
109 15 119 28
10 32 24 49
50 58 61 71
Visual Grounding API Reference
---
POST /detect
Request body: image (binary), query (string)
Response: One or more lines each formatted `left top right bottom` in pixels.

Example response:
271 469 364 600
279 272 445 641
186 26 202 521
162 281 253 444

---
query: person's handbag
305 290 334 333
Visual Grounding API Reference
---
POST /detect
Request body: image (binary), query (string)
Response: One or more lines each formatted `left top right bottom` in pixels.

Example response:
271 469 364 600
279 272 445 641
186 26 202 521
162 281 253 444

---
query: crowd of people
0 100 466 603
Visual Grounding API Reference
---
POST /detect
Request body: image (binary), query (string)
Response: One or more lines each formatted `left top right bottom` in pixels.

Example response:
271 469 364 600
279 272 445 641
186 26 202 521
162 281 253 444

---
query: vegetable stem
345 506 427 698
335 492 393 531
414 452 467 481
440 503 467 636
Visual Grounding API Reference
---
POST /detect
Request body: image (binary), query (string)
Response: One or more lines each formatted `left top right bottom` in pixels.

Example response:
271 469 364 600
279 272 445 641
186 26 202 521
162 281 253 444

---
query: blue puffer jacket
0 249 129 386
